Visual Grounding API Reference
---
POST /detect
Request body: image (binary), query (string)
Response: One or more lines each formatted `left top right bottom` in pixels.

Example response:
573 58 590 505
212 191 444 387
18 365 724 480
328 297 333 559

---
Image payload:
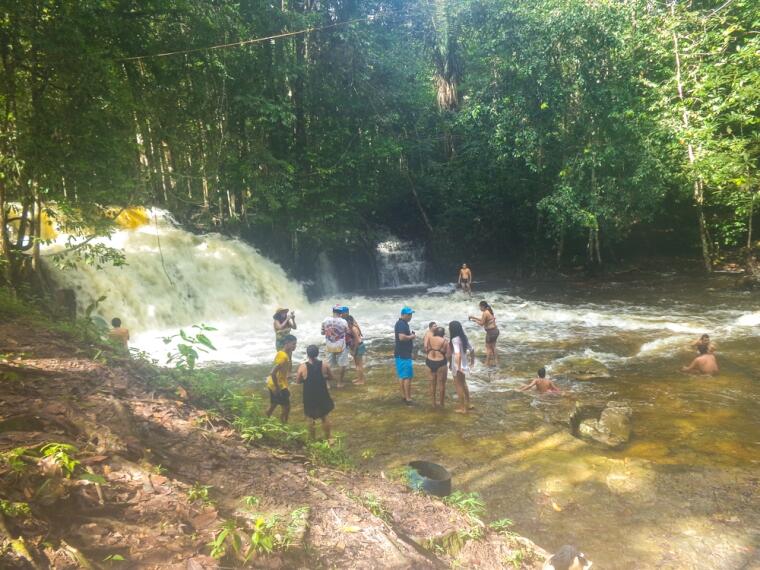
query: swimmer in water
681 343 719 375
690 333 716 354
519 367 561 393
458 263 472 294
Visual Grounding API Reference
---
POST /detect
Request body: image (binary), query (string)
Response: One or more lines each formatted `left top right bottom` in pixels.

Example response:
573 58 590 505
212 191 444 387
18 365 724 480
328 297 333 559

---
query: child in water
520 367 561 394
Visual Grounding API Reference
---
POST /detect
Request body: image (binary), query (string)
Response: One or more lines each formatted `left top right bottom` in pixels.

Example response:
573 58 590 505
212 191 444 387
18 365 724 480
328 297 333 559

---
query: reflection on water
222 276 758 569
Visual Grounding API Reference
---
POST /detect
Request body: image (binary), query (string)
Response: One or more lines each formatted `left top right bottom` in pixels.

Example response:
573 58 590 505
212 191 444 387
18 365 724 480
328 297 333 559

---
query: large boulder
579 400 632 447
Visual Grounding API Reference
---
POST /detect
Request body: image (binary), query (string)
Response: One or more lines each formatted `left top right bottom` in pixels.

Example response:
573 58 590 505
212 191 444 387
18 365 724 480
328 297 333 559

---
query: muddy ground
0 320 548 569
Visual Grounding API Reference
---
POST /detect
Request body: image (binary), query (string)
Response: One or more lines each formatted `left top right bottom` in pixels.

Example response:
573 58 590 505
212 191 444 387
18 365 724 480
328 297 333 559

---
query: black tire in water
408 460 452 497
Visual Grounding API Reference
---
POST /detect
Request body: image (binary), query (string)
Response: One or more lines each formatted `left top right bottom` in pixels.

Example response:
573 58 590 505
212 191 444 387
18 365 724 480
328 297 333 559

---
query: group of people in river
265 300 722 439
265 291 514 435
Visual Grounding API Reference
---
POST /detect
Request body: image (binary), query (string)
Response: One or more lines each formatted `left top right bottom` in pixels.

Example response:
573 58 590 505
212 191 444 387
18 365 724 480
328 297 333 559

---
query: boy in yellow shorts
266 335 297 422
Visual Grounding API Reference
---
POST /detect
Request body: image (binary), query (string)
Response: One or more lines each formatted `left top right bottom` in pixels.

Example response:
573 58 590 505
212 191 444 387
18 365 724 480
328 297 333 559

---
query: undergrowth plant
187 483 214 506
209 506 310 563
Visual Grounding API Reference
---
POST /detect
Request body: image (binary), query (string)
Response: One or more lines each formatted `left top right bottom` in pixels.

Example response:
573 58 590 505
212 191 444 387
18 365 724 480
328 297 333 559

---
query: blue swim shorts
395 357 413 380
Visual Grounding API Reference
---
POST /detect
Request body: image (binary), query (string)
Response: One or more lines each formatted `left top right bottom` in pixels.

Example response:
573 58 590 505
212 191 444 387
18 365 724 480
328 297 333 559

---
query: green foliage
209 519 245 559
444 490 485 521
504 549 525 568
163 324 217 370
307 437 353 469
350 492 390 522
489 518 514 534
187 482 214 506
241 495 260 509
39 443 80 478
209 507 309 562
0 499 31 518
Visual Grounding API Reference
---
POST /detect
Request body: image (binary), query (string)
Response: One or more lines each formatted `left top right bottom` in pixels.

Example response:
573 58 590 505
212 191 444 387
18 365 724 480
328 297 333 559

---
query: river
46 212 760 569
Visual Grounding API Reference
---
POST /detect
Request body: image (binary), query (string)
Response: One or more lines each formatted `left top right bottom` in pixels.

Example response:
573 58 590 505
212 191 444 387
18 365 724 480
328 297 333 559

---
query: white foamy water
44 211 758 367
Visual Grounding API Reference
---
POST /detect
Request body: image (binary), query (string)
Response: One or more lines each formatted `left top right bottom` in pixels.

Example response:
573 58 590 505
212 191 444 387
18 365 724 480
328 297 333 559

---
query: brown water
236 275 760 569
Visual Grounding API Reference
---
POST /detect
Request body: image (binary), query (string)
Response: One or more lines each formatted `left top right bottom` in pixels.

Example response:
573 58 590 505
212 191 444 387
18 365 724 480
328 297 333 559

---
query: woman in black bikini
425 326 449 408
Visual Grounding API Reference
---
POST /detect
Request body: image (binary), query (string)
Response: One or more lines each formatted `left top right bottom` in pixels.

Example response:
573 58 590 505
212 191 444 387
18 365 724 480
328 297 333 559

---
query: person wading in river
345 314 366 385
321 305 349 388
449 320 474 413
520 367 561 394
272 307 297 350
394 307 416 405
295 345 335 441
458 264 473 294
690 333 716 354
469 300 499 366
681 343 719 376
426 326 449 408
266 334 297 422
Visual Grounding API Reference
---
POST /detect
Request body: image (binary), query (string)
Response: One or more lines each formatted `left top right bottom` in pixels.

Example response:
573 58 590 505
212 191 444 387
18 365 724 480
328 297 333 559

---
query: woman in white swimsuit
448 320 474 413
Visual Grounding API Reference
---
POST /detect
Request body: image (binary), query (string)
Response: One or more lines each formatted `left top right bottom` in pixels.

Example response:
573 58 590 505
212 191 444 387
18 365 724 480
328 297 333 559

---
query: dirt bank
0 319 547 569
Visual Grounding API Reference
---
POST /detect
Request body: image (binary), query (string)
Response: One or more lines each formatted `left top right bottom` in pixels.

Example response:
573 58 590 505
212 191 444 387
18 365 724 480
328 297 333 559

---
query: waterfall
374 239 428 289
44 209 308 334
315 252 340 297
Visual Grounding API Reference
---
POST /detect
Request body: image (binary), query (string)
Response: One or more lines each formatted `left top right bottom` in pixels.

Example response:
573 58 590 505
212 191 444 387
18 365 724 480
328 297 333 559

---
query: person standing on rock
322 305 350 388
266 334 297 423
296 345 335 441
458 264 473 294
520 367 561 394
394 307 416 405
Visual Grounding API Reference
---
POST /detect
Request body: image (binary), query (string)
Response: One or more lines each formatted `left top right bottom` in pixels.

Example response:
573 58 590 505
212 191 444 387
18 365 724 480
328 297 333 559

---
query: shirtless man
682 343 719 375
108 318 130 352
458 264 473 294
520 367 561 394
690 333 716 354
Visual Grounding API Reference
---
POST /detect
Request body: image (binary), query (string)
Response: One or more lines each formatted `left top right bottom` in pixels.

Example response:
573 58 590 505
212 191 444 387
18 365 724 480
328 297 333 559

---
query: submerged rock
553 357 611 380
579 401 632 447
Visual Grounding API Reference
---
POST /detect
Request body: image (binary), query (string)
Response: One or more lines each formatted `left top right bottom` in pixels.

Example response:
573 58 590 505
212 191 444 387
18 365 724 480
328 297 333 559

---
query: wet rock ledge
0 321 548 569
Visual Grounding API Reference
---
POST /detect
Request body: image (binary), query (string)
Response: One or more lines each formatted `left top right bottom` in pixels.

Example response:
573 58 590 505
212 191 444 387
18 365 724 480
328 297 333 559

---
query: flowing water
375 238 428 289
46 212 760 569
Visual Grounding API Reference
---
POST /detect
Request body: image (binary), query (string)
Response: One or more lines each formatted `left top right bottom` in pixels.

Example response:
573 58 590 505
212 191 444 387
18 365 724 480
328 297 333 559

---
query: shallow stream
203 275 759 569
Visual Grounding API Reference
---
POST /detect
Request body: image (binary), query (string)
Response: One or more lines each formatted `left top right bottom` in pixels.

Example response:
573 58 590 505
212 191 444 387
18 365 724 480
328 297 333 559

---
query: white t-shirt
322 317 348 353
450 336 471 375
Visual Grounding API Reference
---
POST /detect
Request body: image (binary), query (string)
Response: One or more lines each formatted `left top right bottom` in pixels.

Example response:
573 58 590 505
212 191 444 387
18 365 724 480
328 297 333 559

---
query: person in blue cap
321 305 350 388
394 306 416 405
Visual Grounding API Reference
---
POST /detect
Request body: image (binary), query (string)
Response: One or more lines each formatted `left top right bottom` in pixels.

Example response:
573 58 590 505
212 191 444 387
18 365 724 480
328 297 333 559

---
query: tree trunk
671 5 711 272
748 192 755 249
0 178 11 285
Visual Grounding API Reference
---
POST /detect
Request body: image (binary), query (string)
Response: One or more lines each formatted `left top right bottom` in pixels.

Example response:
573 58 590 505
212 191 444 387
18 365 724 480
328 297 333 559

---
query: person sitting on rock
519 367 561 393
681 343 719 375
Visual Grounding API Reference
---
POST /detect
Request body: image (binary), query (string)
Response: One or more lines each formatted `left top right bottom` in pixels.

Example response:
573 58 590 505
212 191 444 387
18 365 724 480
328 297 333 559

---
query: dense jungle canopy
0 0 758 286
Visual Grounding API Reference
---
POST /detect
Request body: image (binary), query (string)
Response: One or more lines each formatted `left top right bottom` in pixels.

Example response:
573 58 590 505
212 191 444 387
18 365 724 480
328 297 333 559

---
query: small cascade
374 238 428 289
314 252 340 297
